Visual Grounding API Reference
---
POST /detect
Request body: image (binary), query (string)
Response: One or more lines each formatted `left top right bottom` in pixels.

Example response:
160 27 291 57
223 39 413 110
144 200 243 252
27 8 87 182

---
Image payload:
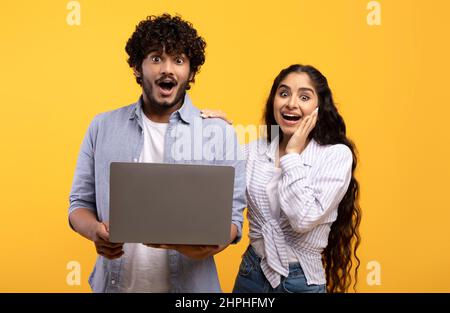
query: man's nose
160 59 175 75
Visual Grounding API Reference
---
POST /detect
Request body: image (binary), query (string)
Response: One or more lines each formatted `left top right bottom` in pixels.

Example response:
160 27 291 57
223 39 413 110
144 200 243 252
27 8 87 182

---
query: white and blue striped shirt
245 138 353 287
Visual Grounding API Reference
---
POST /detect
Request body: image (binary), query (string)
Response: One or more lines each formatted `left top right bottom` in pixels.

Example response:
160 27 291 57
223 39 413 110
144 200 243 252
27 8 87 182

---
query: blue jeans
232 245 327 293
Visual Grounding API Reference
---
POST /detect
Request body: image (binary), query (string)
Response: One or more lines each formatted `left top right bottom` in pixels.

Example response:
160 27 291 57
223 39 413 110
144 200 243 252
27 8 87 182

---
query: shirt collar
177 93 197 124
264 138 279 161
129 93 197 125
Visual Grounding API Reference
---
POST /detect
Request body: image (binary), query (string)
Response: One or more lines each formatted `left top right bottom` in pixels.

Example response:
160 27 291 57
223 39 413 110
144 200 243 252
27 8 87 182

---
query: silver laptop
109 162 235 245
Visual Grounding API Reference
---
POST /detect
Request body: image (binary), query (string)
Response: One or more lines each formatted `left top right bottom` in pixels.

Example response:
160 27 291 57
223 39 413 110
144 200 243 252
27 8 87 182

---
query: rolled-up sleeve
68 115 101 222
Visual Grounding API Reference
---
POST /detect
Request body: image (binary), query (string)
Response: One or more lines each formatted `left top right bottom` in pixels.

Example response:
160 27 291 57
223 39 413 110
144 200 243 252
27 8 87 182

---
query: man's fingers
196 245 219 255
145 244 220 259
96 244 123 256
144 244 177 250
96 222 110 241
144 244 160 248
200 245 220 250
100 245 123 254
107 250 125 259
160 244 180 250
96 247 124 260
176 245 220 260
97 241 123 249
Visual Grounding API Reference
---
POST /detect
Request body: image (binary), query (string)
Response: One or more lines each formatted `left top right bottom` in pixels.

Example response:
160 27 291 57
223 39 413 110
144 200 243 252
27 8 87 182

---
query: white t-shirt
119 110 170 293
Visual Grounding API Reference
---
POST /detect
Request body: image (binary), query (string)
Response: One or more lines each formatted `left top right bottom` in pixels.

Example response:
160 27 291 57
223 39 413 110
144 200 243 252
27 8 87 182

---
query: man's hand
144 224 238 260
144 244 221 260
92 221 124 260
69 209 124 260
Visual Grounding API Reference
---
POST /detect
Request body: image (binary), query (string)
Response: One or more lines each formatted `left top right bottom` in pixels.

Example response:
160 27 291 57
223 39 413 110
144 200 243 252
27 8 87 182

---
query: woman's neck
278 135 311 159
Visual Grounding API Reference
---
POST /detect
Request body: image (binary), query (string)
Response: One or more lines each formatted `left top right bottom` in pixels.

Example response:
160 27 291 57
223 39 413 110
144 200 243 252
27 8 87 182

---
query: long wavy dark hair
264 64 362 293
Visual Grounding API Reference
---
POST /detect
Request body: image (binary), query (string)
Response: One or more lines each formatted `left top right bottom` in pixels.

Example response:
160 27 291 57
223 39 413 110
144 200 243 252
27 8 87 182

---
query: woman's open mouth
281 113 301 125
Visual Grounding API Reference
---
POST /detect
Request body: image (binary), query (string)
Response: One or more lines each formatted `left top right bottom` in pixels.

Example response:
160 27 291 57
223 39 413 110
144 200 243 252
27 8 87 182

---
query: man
68 14 246 293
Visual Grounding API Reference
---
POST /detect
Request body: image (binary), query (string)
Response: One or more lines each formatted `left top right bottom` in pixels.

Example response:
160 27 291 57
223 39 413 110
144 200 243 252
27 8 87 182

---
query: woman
201 64 361 293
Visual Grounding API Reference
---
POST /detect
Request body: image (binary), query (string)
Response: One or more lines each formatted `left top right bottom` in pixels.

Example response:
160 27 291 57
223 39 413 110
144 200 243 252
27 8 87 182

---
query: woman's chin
279 126 296 137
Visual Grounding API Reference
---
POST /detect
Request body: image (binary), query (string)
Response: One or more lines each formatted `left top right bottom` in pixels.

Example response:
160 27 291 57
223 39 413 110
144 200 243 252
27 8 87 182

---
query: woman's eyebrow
278 84 291 90
298 87 315 95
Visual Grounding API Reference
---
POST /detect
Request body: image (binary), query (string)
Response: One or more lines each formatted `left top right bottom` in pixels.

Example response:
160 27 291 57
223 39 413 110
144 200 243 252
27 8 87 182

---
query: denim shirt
68 94 246 293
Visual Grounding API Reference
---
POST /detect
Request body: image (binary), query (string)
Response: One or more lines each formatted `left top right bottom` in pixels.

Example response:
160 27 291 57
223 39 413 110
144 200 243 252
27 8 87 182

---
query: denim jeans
232 245 327 293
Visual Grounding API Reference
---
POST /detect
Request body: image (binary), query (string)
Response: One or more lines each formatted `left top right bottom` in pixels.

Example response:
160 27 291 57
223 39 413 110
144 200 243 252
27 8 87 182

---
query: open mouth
156 78 177 96
158 80 176 91
281 113 301 122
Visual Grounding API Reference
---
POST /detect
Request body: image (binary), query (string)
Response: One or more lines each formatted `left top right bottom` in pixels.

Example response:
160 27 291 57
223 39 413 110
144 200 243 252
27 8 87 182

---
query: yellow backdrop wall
1 0 449 292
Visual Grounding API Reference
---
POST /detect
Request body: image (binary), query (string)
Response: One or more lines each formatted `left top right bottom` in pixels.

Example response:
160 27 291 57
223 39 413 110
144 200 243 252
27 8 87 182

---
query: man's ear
188 71 194 82
133 67 141 78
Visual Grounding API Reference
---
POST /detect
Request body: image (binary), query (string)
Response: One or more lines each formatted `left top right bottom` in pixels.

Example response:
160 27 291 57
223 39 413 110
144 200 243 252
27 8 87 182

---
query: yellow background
1 0 449 292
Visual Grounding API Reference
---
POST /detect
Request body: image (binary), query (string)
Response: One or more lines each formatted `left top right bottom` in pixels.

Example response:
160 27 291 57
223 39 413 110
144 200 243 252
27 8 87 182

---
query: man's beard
142 77 189 112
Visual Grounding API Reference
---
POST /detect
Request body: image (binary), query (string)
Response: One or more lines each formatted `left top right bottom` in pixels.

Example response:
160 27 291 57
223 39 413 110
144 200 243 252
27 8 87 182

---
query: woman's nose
286 96 298 109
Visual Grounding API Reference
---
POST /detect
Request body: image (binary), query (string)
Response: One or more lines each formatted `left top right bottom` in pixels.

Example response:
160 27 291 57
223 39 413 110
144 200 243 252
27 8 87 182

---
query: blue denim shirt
68 94 246 292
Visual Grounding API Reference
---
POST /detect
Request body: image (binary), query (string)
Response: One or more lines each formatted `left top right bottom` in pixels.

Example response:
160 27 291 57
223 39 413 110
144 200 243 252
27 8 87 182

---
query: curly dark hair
264 64 362 293
125 14 206 89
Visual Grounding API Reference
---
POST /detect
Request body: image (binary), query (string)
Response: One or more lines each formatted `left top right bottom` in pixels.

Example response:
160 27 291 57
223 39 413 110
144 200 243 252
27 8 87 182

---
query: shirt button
111 280 116 285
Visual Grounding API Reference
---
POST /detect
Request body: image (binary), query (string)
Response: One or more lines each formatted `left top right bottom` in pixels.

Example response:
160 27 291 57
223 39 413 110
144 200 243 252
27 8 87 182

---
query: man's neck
141 95 184 123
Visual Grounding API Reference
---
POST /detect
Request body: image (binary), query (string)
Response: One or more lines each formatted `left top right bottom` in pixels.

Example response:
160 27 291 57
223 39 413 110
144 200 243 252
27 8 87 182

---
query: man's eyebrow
147 50 162 56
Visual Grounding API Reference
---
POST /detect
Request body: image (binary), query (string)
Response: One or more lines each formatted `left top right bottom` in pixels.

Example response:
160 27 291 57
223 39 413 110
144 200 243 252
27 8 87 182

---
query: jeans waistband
243 245 304 273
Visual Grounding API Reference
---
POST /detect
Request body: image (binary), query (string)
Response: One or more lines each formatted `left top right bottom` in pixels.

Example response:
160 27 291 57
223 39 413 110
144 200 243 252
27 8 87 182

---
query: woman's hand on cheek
285 108 318 155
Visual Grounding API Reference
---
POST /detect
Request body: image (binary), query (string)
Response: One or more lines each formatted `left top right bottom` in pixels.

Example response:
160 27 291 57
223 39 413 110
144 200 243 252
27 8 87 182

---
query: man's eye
152 56 161 62
175 58 184 64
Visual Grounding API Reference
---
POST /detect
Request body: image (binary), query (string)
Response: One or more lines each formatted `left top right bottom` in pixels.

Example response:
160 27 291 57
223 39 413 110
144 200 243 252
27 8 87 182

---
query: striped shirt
245 138 353 287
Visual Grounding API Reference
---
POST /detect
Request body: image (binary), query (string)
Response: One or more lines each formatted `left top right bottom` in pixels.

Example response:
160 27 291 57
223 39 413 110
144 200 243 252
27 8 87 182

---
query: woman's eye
300 95 310 101
279 91 288 97
175 58 184 64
